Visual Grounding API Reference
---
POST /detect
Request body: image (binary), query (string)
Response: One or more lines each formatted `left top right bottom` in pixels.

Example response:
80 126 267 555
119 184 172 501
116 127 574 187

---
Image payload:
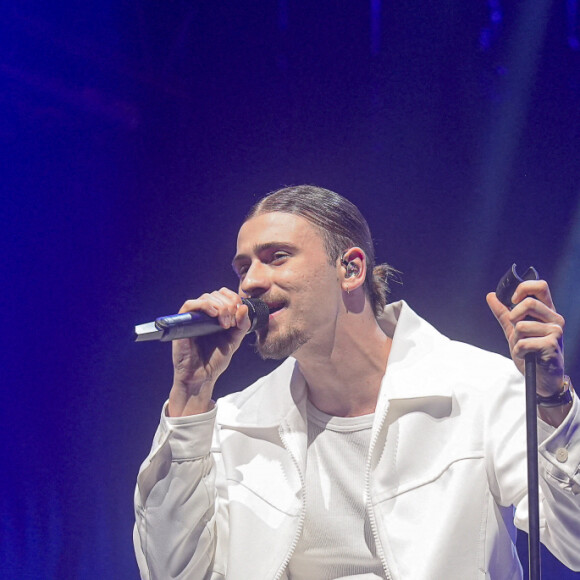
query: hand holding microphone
137 289 269 417
135 297 269 341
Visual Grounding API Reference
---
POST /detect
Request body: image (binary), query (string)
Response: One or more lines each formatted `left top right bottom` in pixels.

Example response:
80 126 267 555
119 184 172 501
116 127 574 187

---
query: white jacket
134 301 580 579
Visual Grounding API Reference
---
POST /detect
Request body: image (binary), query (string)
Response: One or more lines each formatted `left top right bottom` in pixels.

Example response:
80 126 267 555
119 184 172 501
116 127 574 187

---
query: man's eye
272 252 289 263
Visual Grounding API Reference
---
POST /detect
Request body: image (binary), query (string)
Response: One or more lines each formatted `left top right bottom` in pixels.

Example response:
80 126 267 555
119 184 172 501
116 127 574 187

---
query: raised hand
168 288 251 417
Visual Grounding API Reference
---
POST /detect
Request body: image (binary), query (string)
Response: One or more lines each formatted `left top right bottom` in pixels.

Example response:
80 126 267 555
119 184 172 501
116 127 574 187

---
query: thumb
486 291 512 340
234 302 252 334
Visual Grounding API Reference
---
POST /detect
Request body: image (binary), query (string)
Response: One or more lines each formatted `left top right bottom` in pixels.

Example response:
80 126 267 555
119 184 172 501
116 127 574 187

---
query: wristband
536 375 574 407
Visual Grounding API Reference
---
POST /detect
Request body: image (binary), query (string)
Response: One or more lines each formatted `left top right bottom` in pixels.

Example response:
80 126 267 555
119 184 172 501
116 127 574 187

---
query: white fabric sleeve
533 393 580 568
486 376 580 571
133 402 226 580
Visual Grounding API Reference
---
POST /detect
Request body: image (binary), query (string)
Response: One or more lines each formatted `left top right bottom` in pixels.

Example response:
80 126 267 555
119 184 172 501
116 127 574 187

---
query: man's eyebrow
231 242 297 270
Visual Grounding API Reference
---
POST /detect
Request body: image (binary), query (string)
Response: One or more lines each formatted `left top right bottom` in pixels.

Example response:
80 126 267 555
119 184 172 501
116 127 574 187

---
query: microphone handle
156 311 224 340
134 298 269 342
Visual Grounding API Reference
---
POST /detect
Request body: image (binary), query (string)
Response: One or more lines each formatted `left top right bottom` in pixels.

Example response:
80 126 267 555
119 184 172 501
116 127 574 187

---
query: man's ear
339 247 366 292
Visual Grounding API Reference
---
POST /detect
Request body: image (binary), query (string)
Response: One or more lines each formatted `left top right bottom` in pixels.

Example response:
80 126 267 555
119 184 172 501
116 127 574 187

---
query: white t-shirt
287 400 385 579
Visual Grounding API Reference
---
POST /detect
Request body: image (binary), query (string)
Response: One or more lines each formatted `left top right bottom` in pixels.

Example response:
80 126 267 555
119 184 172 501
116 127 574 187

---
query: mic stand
496 264 541 580
525 353 541 580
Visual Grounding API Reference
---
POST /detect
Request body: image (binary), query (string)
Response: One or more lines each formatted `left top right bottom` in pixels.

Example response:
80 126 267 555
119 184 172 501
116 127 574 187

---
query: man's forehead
236 211 319 246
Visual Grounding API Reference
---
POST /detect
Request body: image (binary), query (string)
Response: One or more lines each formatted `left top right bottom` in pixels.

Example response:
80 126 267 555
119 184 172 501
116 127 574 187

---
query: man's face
233 212 342 359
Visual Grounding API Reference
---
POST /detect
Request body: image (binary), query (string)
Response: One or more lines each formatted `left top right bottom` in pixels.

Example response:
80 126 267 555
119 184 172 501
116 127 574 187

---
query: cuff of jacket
539 393 580 487
158 400 218 461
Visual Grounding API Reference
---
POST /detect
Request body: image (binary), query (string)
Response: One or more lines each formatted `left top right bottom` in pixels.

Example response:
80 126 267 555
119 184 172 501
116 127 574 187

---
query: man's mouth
265 301 286 316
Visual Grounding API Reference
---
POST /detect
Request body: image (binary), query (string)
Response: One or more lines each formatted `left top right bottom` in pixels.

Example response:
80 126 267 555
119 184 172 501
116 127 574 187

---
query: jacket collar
377 300 453 399
218 358 308 430
218 300 453 430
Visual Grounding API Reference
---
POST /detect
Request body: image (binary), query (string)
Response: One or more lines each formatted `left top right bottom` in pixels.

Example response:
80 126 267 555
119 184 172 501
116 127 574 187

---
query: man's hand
168 288 251 417
486 280 565 398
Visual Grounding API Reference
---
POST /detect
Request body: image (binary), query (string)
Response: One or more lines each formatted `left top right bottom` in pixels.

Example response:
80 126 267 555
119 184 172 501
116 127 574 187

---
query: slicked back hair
245 185 394 317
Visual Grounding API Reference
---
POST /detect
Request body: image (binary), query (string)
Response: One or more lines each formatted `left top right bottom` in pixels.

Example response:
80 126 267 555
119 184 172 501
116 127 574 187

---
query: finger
178 290 242 329
512 321 564 356
212 288 244 328
178 294 219 316
235 302 251 333
512 319 563 339
509 296 565 327
511 279 555 310
486 292 513 340
511 333 564 361
515 321 564 338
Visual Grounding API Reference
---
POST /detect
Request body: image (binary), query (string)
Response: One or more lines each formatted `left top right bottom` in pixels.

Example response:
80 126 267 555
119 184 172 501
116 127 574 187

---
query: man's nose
240 261 270 296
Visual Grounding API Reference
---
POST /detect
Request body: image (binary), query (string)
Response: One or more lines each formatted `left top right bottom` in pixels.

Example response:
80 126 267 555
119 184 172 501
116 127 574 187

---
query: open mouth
266 302 285 316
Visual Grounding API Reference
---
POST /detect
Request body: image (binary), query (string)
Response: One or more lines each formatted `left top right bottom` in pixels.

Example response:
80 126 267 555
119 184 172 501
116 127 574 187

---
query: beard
254 325 310 360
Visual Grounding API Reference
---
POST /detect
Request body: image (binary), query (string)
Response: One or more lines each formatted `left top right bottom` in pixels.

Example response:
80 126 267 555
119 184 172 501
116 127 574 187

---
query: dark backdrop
1 1 580 578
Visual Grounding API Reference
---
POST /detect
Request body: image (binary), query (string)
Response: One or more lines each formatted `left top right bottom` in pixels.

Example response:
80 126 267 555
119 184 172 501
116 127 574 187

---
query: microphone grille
242 298 270 332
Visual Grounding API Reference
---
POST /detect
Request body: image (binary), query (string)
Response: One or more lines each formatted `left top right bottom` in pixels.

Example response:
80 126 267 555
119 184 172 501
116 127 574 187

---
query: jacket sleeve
486 373 580 571
534 393 580 568
133 403 227 579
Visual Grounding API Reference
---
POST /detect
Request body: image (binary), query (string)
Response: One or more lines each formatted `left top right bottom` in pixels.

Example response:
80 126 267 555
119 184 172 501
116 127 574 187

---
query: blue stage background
1 1 580 578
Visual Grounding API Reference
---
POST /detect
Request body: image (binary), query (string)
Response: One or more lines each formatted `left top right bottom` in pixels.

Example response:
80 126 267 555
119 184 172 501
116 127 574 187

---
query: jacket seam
224 478 302 517
371 453 485 504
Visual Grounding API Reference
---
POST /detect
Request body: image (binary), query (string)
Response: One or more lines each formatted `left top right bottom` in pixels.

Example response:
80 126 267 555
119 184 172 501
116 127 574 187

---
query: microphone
134 298 270 342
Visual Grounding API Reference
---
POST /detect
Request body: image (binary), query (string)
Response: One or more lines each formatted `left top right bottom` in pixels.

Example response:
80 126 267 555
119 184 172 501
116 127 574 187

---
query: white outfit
287 402 383 579
134 301 580 580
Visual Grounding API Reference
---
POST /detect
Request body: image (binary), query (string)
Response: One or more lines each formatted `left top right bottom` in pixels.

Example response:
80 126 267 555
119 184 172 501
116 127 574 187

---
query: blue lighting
480 0 503 50
568 0 580 50
371 0 381 56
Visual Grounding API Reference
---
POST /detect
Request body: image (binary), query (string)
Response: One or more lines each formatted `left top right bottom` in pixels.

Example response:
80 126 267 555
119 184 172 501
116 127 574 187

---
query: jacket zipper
365 406 393 580
273 424 307 580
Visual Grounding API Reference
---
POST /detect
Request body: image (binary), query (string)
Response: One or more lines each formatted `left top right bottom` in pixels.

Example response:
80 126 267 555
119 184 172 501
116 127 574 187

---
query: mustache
255 295 288 310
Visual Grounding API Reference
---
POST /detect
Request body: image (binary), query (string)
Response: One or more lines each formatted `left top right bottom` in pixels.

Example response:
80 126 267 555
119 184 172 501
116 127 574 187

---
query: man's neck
295 311 392 417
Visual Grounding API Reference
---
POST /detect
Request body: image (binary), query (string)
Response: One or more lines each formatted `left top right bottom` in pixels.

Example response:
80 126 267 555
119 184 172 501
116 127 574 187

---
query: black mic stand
496 265 541 580
525 352 541 580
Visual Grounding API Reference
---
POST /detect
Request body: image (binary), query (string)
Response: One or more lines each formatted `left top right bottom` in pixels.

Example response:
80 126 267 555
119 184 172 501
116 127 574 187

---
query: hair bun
371 263 400 314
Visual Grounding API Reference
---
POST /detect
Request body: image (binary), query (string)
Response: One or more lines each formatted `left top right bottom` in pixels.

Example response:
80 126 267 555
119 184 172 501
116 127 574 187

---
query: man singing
134 185 580 579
